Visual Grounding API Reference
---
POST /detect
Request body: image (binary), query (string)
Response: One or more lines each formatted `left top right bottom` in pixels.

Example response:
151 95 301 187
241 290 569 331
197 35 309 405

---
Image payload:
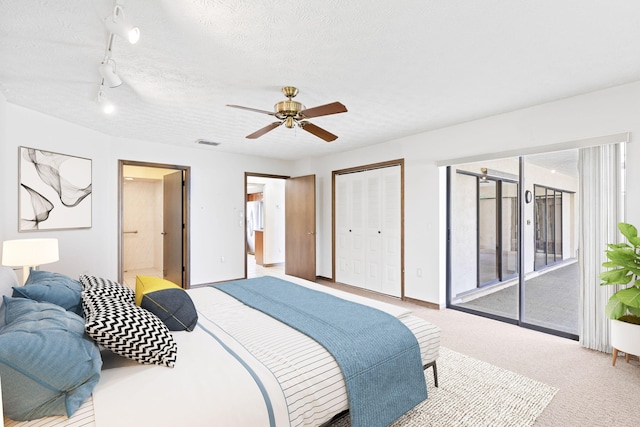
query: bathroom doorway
118 160 190 288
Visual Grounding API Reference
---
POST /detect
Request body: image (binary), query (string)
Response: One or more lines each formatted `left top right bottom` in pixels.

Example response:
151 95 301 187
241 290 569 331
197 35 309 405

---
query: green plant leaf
607 243 632 250
605 296 627 319
600 268 632 284
605 248 636 262
627 306 640 317
619 222 638 240
629 236 640 247
615 287 640 308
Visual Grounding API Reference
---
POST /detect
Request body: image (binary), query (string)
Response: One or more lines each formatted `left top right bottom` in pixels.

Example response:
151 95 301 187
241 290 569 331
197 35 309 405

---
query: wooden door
285 175 316 282
163 171 184 287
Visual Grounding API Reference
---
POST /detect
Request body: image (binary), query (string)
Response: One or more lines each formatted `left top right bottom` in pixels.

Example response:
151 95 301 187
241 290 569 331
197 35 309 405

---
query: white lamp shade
104 12 140 44
99 60 122 88
2 238 59 267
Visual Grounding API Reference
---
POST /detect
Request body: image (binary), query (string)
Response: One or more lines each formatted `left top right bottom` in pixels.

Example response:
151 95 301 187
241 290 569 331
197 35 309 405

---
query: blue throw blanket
215 276 427 427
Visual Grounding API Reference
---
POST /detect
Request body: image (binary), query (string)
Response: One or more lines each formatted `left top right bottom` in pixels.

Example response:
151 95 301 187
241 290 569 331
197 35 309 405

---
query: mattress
4 275 440 427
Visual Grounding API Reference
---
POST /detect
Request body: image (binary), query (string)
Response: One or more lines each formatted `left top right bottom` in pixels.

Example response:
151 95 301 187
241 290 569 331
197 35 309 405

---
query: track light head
105 4 140 44
98 59 122 88
97 89 115 114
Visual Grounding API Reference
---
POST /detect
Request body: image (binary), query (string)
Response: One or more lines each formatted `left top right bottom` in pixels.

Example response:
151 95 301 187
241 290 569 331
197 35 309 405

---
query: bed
0 267 440 427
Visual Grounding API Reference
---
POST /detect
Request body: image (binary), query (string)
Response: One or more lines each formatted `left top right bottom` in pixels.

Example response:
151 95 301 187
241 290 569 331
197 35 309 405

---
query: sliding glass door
449 161 520 320
448 152 580 338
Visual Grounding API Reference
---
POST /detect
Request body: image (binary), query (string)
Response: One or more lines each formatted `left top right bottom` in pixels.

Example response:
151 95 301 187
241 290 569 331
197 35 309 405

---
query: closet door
364 170 382 292
380 166 401 297
335 173 365 287
335 166 401 296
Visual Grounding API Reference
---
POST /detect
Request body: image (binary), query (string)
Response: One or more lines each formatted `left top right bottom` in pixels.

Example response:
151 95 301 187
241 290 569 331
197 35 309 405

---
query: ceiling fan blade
299 121 338 142
227 104 276 116
300 101 347 118
246 122 282 139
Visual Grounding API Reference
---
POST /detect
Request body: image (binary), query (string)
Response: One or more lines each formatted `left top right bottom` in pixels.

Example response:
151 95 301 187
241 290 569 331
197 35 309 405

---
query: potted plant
600 222 640 365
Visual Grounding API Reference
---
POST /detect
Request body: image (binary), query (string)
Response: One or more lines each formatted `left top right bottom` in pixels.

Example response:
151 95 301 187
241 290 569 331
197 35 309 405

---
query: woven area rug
330 347 558 427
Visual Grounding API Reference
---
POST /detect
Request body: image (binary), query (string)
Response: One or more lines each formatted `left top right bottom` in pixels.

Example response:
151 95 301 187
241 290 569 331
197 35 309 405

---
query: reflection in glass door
534 185 564 270
450 163 520 321
478 180 498 285
501 182 518 280
448 151 581 339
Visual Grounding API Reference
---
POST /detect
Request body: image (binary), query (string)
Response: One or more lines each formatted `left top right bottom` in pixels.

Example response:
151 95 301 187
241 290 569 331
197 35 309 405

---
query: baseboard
402 296 441 310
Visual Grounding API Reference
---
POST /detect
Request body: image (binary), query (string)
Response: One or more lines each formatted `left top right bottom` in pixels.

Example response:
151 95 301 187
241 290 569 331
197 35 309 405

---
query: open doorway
118 160 190 289
245 173 287 278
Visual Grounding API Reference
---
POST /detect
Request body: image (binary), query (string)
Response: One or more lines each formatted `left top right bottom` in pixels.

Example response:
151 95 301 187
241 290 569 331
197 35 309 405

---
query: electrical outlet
417 268 422 277
220 256 225 263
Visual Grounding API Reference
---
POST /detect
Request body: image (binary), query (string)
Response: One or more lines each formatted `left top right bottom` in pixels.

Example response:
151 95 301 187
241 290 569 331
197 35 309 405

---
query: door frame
118 160 191 287
244 172 289 279
331 159 405 297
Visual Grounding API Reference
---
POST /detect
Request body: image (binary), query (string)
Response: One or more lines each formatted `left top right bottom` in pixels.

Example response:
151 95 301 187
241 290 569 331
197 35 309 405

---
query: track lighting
98 58 122 88
98 89 115 114
95 1 140 113
104 4 140 44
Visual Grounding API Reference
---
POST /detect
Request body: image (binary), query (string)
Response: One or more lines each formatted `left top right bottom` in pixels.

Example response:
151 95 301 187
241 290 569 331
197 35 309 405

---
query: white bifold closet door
335 165 401 297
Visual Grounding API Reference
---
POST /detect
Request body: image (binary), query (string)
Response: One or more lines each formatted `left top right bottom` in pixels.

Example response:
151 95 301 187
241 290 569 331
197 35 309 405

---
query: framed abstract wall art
19 146 92 231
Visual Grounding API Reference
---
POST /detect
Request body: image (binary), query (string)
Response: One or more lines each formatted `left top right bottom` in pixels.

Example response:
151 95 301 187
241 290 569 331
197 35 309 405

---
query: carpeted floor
329 347 557 427
318 278 640 427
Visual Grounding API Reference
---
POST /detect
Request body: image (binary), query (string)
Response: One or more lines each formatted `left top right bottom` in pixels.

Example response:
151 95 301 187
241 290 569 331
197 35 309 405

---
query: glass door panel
546 189 556 265
534 186 547 270
478 180 498 285
449 160 519 322
501 181 518 279
523 153 579 337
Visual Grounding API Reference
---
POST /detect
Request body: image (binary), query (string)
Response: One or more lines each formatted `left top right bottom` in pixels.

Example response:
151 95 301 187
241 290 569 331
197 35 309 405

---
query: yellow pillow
135 275 198 331
135 276 180 306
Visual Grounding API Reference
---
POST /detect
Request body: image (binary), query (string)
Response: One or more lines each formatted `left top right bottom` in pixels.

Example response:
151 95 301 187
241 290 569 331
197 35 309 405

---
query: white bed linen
3 276 440 427
92 287 291 427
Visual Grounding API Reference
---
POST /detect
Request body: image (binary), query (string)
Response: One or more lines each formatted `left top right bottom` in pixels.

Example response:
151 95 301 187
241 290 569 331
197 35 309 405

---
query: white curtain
578 143 625 352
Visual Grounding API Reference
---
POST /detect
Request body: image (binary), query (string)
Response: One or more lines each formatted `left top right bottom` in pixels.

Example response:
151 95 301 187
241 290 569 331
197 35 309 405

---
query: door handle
307 232 315 235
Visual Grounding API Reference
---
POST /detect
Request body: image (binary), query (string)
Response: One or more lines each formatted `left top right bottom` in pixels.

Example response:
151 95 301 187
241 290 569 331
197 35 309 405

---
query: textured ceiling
2 1 640 161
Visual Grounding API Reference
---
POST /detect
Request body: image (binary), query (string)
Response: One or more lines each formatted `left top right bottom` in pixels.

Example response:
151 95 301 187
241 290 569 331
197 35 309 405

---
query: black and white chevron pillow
83 293 177 368
79 275 135 304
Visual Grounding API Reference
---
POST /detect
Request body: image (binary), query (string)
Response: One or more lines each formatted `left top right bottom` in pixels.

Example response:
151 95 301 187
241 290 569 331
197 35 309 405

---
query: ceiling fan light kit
96 1 140 113
227 86 347 142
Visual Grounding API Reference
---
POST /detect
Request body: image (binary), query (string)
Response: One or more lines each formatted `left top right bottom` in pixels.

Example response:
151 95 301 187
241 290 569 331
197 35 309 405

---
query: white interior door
335 166 401 297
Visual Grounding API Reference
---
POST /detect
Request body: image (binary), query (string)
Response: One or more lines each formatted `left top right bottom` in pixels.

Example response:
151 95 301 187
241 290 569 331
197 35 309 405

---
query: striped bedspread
215 276 428 427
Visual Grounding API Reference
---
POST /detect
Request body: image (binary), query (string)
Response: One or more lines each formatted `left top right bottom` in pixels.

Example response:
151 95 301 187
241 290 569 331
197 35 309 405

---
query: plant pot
610 319 640 366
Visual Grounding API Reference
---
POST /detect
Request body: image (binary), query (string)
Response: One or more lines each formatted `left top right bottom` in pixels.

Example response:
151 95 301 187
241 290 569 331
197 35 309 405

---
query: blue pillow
12 270 83 316
0 297 102 421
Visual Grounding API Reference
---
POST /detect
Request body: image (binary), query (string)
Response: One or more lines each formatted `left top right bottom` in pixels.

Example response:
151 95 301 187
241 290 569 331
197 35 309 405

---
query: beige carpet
330 347 557 427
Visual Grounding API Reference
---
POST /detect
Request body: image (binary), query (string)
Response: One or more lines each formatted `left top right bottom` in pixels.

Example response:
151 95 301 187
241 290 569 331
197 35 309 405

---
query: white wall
297 80 640 307
3 80 640 307
0 103 294 285
0 92 6 246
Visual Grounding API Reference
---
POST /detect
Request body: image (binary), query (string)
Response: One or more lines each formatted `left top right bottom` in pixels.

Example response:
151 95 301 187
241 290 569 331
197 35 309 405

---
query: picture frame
19 146 92 231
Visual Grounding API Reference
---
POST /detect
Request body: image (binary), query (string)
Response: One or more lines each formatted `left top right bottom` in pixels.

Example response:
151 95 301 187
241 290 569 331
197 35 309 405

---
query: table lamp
1 238 59 284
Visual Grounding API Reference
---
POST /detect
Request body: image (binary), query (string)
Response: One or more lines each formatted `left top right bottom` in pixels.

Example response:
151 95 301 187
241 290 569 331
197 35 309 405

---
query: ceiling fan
227 86 347 142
